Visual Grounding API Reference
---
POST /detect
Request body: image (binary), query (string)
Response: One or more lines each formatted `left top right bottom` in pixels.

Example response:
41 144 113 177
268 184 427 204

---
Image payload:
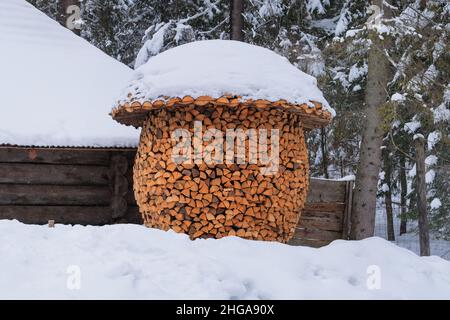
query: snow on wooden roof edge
116 40 336 117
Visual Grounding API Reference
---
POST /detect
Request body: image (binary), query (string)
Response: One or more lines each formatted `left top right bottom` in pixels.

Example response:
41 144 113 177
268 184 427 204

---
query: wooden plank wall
0 147 141 225
288 179 352 247
0 147 352 247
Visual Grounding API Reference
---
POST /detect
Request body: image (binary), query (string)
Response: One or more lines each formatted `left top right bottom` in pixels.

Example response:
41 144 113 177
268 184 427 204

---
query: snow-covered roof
116 40 334 116
0 0 139 148
1 220 450 298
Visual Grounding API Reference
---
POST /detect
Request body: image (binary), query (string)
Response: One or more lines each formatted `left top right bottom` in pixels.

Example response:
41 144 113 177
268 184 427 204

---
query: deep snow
118 40 335 116
0 220 449 299
0 0 139 147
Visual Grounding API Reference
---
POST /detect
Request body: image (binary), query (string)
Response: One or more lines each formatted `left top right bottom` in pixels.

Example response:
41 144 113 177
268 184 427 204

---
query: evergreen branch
388 132 416 162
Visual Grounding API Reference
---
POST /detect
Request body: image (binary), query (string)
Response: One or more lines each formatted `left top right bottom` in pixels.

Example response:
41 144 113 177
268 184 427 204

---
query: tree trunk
57 0 81 35
230 0 244 41
350 0 392 240
414 135 430 256
383 145 395 241
321 128 329 179
419 0 427 10
399 154 408 235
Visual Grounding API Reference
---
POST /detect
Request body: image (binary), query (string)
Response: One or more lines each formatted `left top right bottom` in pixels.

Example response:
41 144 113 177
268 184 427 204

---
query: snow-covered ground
0 220 449 299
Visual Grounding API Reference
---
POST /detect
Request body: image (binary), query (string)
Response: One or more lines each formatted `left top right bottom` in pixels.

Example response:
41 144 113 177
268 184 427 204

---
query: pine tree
386 0 449 241
133 0 228 68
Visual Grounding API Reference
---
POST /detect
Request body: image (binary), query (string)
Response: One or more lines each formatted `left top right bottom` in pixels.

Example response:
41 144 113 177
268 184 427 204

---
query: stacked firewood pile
112 96 332 242
111 96 331 243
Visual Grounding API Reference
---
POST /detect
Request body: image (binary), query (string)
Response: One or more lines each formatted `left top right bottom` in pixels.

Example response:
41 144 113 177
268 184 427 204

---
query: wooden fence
0 146 352 247
288 179 353 247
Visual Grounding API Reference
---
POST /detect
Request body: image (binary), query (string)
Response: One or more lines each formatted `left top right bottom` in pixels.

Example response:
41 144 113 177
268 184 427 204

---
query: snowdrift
0 0 139 147
0 220 449 299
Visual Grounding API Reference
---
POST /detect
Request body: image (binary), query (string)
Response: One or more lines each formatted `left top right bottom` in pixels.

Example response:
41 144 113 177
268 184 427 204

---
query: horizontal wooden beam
0 184 111 206
293 228 342 242
0 163 110 185
0 147 135 166
288 238 332 248
303 202 345 212
298 216 343 232
0 206 140 225
307 179 347 203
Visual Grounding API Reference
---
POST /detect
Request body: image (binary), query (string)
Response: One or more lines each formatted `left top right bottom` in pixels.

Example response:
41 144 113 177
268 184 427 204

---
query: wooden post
230 0 244 41
342 180 353 240
109 154 129 222
57 0 82 35
414 135 430 256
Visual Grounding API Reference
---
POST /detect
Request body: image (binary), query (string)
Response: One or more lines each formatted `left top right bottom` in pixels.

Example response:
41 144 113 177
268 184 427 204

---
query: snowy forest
29 0 449 245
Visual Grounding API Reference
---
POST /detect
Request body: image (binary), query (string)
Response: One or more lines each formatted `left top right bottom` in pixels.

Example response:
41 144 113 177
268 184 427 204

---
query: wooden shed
0 2 139 221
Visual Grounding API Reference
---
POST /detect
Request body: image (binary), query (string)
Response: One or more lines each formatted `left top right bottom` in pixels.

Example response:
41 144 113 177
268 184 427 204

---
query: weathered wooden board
0 147 353 248
301 209 344 224
302 202 345 213
293 228 342 241
0 184 111 205
307 178 346 203
0 206 140 225
288 238 332 248
298 216 343 232
0 163 110 185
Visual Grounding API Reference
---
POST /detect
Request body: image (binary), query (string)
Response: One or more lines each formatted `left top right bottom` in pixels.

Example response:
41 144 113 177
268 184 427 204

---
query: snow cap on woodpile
111 40 334 130
0 0 139 148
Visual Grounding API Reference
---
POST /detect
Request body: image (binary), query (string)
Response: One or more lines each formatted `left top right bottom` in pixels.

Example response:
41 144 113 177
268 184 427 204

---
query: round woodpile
112 96 332 243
